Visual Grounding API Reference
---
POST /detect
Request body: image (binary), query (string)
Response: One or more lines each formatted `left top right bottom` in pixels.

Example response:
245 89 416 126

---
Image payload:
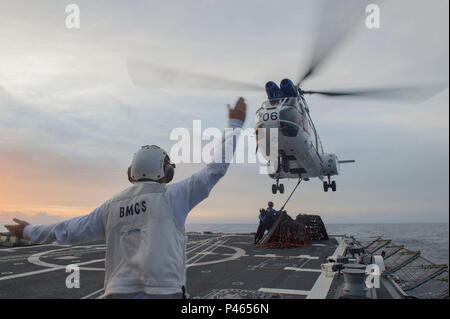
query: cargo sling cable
280 178 302 211
257 178 306 247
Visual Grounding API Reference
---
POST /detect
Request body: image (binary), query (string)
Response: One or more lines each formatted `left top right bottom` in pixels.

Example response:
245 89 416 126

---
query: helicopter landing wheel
272 178 284 194
272 184 278 194
323 180 336 192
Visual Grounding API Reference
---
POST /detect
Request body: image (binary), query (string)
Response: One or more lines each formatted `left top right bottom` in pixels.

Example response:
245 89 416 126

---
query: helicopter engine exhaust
265 81 284 100
280 78 298 97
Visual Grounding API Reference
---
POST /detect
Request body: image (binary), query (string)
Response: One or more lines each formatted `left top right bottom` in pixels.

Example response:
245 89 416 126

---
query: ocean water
185 223 449 265
2 222 448 265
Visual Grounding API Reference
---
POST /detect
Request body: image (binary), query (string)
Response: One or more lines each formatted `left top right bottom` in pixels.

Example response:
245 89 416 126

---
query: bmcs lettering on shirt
119 201 147 218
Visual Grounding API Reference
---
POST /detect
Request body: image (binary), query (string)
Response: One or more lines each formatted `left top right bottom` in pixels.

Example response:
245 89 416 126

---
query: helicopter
126 53 444 196
126 1 447 196
255 78 355 194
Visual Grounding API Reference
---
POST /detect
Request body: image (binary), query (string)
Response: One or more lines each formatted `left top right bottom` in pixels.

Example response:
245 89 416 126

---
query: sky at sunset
0 0 448 227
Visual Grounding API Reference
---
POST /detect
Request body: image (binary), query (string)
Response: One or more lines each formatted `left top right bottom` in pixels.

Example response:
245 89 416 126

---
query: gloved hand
5 218 29 239
228 97 247 122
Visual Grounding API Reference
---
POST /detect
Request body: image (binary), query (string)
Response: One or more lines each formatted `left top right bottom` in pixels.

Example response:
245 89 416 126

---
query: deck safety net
356 237 449 299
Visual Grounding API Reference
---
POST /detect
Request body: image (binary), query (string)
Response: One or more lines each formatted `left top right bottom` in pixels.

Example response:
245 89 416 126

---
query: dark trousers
255 218 273 243
255 222 264 243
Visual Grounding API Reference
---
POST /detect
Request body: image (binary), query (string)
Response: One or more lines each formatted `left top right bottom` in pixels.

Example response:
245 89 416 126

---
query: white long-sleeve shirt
24 119 243 245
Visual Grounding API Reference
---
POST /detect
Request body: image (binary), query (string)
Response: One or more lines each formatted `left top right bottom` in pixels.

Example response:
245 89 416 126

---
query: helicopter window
262 97 300 109
280 121 298 137
283 97 297 107
279 107 302 125
268 98 284 107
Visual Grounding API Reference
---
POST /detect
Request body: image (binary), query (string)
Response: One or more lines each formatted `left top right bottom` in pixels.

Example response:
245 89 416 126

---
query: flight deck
0 233 339 299
0 233 447 299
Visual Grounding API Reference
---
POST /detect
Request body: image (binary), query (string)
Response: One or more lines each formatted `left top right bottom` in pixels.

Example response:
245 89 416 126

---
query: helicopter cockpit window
279 106 302 125
261 97 298 109
262 98 283 107
283 97 298 107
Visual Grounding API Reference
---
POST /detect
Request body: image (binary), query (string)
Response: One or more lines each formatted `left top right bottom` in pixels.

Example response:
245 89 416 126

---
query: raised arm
170 97 247 227
6 202 107 245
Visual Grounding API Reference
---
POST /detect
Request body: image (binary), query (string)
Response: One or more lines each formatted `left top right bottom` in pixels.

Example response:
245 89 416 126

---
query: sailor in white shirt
5 97 247 299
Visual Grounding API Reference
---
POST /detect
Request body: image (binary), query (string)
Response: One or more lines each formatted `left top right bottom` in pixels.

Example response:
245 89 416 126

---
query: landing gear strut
323 176 336 192
275 152 290 175
272 178 284 194
272 152 289 194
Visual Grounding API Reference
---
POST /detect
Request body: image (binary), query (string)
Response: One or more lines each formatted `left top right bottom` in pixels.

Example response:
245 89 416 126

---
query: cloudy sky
0 0 448 226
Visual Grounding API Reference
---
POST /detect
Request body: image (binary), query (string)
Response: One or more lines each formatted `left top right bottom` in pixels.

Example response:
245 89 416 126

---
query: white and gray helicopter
127 64 445 197
255 78 355 194
127 2 446 196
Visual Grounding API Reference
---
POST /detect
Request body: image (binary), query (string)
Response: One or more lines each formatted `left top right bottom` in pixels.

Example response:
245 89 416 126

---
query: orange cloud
0 147 127 220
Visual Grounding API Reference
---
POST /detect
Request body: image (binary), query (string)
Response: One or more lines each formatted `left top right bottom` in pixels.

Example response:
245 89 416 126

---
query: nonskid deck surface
0 233 339 299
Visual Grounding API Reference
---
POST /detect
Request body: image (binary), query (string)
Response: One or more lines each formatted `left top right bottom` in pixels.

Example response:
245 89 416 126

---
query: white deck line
186 238 228 264
289 254 320 260
81 288 105 299
258 288 309 296
284 267 321 273
254 254 283 258
0 258 104 281
306 236 346 299
0 244 69 252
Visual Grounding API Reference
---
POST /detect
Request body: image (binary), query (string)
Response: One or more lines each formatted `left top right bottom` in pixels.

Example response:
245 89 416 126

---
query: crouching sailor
5 97 247 299
255 208 266 244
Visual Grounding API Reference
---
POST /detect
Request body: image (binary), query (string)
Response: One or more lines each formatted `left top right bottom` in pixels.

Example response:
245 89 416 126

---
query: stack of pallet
295 214 329 241
257 212 329 248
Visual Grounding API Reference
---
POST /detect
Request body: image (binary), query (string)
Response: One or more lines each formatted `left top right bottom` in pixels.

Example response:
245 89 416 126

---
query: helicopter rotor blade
127 59 262 91
296 0 366 87
302 82 448 101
